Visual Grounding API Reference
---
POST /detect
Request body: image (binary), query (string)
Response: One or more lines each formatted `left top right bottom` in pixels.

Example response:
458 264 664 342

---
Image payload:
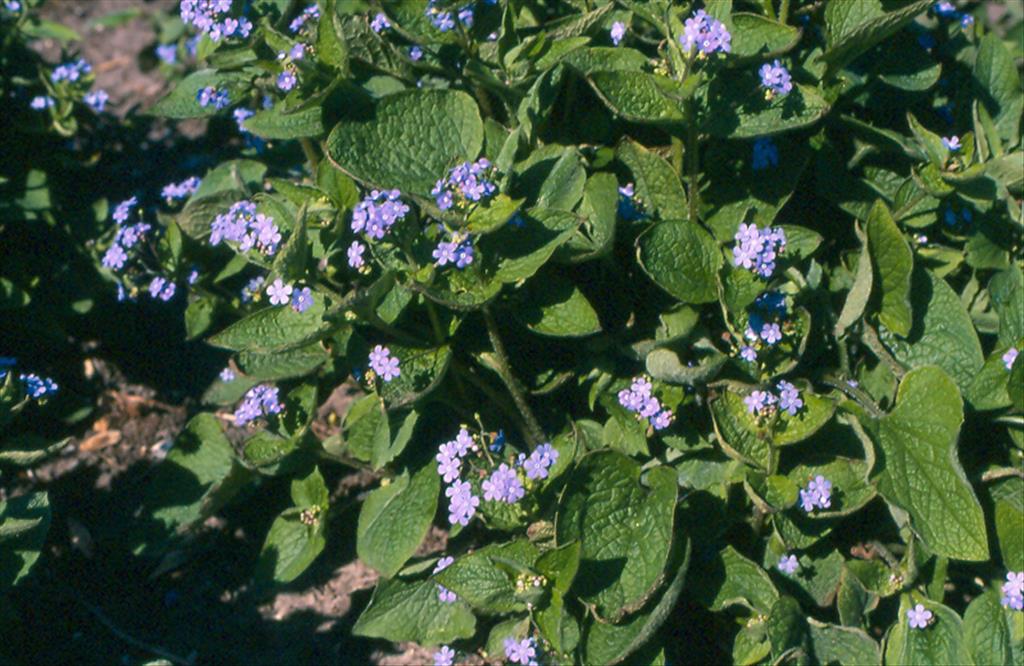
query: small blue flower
907 603 933 629
84 89 109 112
777 554 798 575
759 59 792 98
409 45 423 61
799 475 832 512
290 287 313 313
433 645 456 666
369 345 400 381
233 383 283 426
219 367 236 382
739 345 757 363
370 12 391 33
277 70 297 91
156 43 178 64
445 480 479 525
266 278 292 305
776 380 803 416
482 464 525 504
347 240 366 268
30 95 54 110
610 21 626 46
1003 348 1019 371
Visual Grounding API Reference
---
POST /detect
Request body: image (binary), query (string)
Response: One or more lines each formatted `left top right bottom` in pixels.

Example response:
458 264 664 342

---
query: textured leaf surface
326 89 483 195
208 299 328 352
518 274 601 337
881 268 984 393
866 200 913 337
869 366 988 561
974 34 1023 146
556 452 677 622
637 220 721 304
242 105 324 139
357 465 439 578
705 83 831 139
353 576 476 644
808 620 881 665
616 140 687 220
587 71 691 124
884 595 968 665
149 68 256 118
963 590 1021 666
822 0 933 77
435 540 539 614
692 545 779 613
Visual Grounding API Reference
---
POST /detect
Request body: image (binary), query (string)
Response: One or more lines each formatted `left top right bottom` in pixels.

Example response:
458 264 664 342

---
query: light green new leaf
637 220 721 304
357 465 439 578
326 89 483 195
868 366 988 561
866 199 913 337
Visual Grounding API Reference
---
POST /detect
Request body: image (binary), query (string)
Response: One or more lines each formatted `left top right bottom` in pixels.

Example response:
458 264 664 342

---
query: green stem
452 359 530 443
425 300 445 344
821 375 884 419
482 306 544 446
861 324 907 380
300 138 320 173
685 102 700 225
779 0 791 23
671 136 684 181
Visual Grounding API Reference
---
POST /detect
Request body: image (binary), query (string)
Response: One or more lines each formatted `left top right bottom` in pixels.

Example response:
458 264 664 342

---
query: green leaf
291 467 328 509
583 539 690 665
489 208 578 284
466 194 524 234
194 159 267 199
373 409 420 470
884 595 969 665
990 266 1024 347
257 509 325 583
821 0 933 78
966 347 1014 410
357 465 439 578
21 19 80 42
326 89 483 195
237 342 329 381
242 105 324 140
207 299 328 352
991 478 1024 570
378 344 451 409
974 34 1023 147
787 457 876 518
807 619 881 665
435 540 539 614
692 544 779 613
563 46 650 74
141 414 241 537
880 268 984 394
149 68 256 119
867 366 988 561
646 347 727 386
556 452 678 622
565 171 617 260
587 71 694 124
184 296 216 340
0 491 50 587
963 589 1022 666
515 145 586 211
866 199 913 337
353 576 476 644
767 596 809 660
342 393 389 463
517 274 601 337
615 139 687 220
835 244 874 337
242 431 298 471
704 82 831 139
727 13 802 60
637 220 721 304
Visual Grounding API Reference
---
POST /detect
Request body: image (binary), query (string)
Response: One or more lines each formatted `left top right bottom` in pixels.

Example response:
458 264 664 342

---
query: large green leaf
808 619 881 665
257 510 326 584
615 139 687 220
357 464 439 578
556 452 678 622
242 105 324 139
586 71 693 124
991 478 1024 570
237 342 329 381
378 344 451 409
866 200 913 337
488 208 578 283
583 540 691 665
704 82 831 139
517 274 601 337
207 298 328 352
821 0 933 78
353 576 477 644
880 268 984 394
726 13 801 60
435 540 540 614
867 366 988 561
637 220 721 304
326 89 483 195
692 545 779 613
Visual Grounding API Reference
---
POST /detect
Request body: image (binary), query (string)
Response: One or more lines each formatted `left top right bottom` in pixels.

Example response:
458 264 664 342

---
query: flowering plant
70 0 1024 663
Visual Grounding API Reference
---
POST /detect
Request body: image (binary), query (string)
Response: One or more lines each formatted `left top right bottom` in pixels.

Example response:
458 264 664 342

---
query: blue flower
161 176 201 201
219 367 236 382
196 86 229 109
504 637 537 665
347 240 366 269
1003 348 1019 371
233 384 283 426
433 645 456 666
351 189 410 239
409 45 423 61
290 287 313 313
799 475 832 512
942 135 961 151
277 70 297 91
907 603 933 629
156 43 178 64
84 89 109 112
680 9 731 56
759 59 792 98
30 95 54 110
776 380 803 416
265 278 292 305
777 554 798 575
445 480 479 526
289 4 319 33
482 463 525 503
732 223 786 278
610 21 626 46
370 12 390 33
369 345 400 381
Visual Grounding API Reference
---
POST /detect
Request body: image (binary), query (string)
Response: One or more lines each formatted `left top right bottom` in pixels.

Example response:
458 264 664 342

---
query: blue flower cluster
102 197 151 271
680 9 731 56
51 58 91 83
233 383 283 426
179 0 253 42
759 59 792 99
425 1 474 32
161 176 201 202
932 1 974 30
84 89 109 112
210 200 282 255
288 4 319 34
798 475 832 513
263 279 313 313
432 158 497 211
432 556 457 603
148 276 176 302
738 292 789 363
197 86 230 109
504 637 538 665
732 222 787 278
2 370 59 400
777 553 798 574
617 376 674 430
352 189 410 240
432 231 474 269
370 12 390 33
743 380 803 417
368 345 400 382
